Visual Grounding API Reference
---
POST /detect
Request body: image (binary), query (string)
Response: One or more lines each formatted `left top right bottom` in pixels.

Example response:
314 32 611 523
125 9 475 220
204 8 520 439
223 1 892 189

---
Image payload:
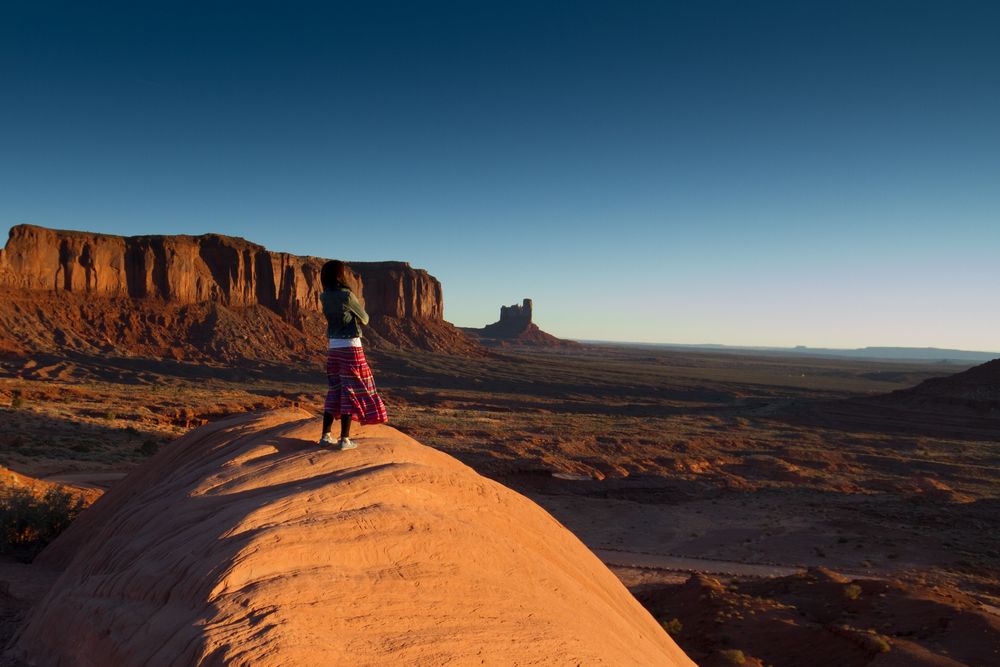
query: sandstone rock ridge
11 409 693 666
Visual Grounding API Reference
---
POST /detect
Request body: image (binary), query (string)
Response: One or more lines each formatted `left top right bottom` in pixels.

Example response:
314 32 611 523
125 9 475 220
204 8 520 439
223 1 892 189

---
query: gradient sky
2 1 998 349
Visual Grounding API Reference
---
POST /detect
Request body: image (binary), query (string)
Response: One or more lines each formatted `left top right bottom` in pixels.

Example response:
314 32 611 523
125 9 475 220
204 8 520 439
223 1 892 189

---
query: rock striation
0 225 481 359
464 298 581 348
11 409 693 666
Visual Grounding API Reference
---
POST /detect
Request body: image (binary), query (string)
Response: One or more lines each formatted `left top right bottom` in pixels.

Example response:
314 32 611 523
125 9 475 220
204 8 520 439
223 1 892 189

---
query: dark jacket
320 287 369 339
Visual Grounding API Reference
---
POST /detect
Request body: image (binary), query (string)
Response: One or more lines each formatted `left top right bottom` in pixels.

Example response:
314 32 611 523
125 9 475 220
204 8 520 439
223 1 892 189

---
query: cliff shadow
753 396 1000 443
1 350 320 386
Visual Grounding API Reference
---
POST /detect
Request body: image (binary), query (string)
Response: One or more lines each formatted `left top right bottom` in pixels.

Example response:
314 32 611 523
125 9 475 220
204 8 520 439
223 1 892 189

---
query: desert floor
1 345 998 665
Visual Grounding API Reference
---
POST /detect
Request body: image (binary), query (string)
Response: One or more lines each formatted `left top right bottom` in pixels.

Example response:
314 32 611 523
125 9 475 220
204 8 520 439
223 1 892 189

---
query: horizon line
570 339 1000 357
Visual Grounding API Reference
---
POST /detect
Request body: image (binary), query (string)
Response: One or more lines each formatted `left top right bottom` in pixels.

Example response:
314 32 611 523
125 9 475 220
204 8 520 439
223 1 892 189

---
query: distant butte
462 298 581 348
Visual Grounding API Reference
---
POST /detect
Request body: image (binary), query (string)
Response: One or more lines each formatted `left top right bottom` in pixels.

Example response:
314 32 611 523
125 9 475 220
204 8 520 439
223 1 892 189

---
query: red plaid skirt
323 346 388 425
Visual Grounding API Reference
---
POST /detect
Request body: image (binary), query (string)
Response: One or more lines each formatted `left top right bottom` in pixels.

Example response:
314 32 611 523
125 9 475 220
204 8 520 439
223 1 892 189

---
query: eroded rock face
0 225 440 319
0 225 479 357
12 410 694 667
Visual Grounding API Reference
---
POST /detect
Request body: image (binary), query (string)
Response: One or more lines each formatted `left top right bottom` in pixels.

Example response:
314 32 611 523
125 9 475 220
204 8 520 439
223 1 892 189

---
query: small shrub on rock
860 630 891 654
660 617 683 635
139 440 160 457
719 649 746 665
0 486 85 560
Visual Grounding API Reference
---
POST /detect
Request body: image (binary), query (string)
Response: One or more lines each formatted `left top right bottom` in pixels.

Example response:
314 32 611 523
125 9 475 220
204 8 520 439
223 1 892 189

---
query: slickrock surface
11 409 692 666
0 225 482 356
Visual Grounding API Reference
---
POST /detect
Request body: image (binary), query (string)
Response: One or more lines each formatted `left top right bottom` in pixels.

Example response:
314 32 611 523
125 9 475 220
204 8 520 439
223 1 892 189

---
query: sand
10 408 692 666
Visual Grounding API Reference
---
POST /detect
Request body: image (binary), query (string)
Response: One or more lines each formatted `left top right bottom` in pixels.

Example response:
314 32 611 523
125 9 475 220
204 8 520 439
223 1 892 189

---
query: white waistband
328 337 362 349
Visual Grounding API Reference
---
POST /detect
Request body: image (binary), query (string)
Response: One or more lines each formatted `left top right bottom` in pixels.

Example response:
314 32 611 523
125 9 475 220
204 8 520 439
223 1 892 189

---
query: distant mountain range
581 341 1000 364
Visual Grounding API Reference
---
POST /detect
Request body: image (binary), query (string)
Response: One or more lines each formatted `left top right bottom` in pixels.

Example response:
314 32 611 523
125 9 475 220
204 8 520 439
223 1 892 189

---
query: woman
318 260 388 449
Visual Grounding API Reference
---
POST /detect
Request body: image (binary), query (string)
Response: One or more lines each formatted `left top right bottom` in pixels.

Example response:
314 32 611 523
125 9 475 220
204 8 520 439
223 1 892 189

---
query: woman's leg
323 348 339 438
340 414 351 439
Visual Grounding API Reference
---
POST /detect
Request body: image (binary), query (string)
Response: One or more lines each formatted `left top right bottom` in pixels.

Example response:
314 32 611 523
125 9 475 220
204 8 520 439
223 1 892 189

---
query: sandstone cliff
11 409 694 666
0 225 481 359
464 298 581 348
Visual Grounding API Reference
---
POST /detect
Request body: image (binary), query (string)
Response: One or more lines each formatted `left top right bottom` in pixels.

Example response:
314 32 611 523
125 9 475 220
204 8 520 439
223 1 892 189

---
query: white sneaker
338 437 357 450
319 433 338 447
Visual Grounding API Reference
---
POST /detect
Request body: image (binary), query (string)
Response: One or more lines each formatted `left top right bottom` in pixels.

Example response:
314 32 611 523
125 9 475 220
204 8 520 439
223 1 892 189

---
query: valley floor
1 345 998 665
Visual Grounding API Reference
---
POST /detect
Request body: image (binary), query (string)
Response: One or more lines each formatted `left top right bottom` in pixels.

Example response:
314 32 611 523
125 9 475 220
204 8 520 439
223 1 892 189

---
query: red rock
12 410 694 666
0 225 483 358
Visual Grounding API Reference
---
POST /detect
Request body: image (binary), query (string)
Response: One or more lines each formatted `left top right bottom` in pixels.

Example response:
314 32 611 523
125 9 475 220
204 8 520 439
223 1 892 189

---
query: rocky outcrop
464 298 581 348
878 358 1000 415
0 225 482 358
11 409 694 666
489 298 534 336
483 299 532 338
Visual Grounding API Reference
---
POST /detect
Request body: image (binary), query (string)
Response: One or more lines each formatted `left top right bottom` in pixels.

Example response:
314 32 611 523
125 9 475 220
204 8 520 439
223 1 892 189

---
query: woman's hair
321 260 352 291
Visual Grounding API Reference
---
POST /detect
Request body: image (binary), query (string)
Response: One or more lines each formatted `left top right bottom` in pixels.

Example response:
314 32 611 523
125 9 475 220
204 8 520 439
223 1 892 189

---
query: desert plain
2 342 999 666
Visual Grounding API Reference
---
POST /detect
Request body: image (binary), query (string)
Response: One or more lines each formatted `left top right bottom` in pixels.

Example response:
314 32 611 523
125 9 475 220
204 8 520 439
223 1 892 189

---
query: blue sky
2 1 998 349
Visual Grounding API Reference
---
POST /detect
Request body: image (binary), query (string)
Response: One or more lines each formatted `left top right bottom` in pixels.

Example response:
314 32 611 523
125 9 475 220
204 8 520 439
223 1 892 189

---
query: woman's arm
348 292 370 326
